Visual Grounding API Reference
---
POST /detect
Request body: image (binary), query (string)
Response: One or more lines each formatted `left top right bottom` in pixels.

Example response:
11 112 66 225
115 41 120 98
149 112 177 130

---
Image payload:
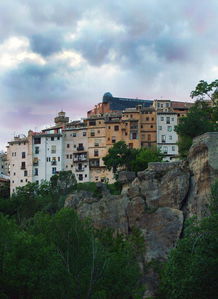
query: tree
103 141 138 174
103 141 162 176
159 181 218 299
175 100 218 157
191 79 218 103
29 208 143 299
131 147 162 172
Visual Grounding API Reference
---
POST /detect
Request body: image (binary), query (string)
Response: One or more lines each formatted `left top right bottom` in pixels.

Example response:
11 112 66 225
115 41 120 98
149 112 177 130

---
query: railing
73 157 87 162
77 146 85 151
75 168 85 172
51 161 57 165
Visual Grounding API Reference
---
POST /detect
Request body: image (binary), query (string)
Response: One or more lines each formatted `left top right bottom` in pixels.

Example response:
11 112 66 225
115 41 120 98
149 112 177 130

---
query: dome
103 92 113 103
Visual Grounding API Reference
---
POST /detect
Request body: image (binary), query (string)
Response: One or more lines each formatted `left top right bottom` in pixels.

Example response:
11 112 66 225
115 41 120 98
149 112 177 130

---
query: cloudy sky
0 0 218 150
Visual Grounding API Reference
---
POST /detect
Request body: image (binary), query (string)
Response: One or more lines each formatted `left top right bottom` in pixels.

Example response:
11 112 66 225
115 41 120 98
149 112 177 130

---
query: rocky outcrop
65 132 218 298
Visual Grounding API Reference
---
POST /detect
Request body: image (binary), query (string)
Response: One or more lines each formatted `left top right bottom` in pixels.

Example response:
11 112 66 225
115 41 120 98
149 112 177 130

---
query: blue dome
103 92 113 103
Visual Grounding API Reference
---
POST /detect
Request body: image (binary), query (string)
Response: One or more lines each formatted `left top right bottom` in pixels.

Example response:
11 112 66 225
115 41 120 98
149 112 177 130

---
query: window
97 130 100 134
91 130 95 137
94 150 99 157
34 168 38 176
51 137 54 141
166 117 170 124
114 125 119 131
58 157 60 161
112 137 116 143
21 162 26 169
151 125 153 128
169 135 172 140
57 137 60 140
67 144 70 148
172 146 175 151
89 120 96 126
73 133 76 137
161 135 166 143
51 145 56 154
66 154 69 159
171 117 174 121
163 146 168 154
70 154 72 159
146 117 149 121
52 167 56 174
168 126 172 132
79 174 83 181
34 138 41 144
131 132 137 140
35 147 39 154
148 134 151 141
24 170 28 177
22 152 26 158
159 126 162 130
83 132 86 136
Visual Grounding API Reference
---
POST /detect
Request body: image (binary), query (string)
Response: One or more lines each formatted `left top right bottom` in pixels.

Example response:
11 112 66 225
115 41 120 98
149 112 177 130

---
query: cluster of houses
0 93 193 194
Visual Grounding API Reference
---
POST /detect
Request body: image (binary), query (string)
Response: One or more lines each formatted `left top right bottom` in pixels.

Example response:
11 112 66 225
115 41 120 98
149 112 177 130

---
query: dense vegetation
159 181 218 299
103 141 162 176
175 79 218 157
0 172 144 299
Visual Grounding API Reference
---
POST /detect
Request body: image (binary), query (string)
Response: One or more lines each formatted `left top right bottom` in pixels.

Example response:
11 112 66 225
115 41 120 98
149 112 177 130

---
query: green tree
191 79 218 102
131 147 162 172
159 182 218 299
103 141 162 175
175 100 218 157
0 213 71 299
103 141 138 174
29 208 143 299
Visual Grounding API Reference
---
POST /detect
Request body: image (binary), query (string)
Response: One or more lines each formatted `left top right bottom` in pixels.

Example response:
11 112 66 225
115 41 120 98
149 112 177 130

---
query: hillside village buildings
6 93 193 194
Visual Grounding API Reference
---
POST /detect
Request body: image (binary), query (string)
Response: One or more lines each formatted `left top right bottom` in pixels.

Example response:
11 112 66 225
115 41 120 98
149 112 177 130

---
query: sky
0 0 218 150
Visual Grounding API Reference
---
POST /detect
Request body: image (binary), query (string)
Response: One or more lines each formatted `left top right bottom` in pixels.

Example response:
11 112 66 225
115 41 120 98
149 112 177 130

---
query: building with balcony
63 120 89 182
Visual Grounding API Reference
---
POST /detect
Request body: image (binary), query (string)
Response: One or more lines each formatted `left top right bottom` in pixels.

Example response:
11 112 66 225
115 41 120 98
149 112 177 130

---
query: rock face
65 132 218 298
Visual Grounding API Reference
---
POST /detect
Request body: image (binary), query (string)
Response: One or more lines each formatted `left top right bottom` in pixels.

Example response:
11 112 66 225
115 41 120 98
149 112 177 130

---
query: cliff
65 132 218 297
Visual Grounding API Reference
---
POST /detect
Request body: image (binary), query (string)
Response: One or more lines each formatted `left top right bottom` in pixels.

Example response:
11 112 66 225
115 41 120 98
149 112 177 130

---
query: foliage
0 181 10 199
0 171 77 225
50 170 76 195
131 147 162 172
0 208 143 299
103 141 138 174
106 182 122 195
175 100 218 156
159 181 218 299
103 141 162 175
190 79 218 102
0 179 143 298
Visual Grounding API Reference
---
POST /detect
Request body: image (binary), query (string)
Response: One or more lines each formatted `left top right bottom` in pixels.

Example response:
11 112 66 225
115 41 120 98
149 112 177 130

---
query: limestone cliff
65 132 218 297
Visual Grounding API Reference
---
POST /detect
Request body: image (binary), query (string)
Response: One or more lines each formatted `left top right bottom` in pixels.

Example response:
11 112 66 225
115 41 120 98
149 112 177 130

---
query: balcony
73 156 87 162
51 160 57 165
33 162 38 166
75 167 85 172
77 145 85 151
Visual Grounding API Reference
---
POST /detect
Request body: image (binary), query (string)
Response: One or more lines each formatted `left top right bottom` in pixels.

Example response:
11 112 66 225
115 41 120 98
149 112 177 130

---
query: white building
156 111 178 161
31 131 64 184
